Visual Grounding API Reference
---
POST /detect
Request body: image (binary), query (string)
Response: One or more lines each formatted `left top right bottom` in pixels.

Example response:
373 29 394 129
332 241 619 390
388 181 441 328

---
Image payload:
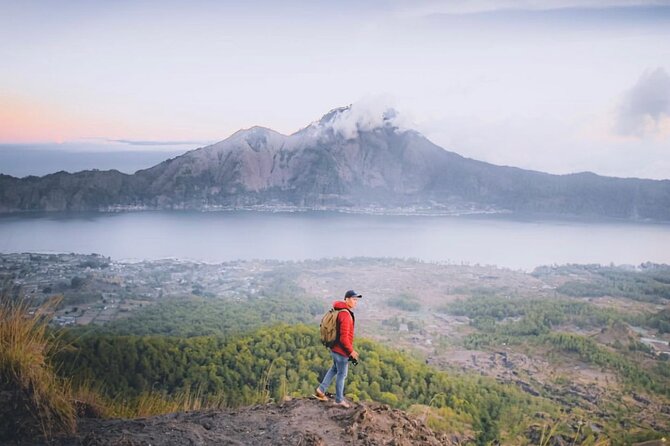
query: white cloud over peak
615 67 670 138
322 97 413 140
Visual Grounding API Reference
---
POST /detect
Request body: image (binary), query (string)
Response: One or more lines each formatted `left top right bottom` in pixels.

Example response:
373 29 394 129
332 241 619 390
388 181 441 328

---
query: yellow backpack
319 308 346 348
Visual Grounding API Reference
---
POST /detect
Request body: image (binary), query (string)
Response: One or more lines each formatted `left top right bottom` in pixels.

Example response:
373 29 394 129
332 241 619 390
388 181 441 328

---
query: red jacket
331 301 355 358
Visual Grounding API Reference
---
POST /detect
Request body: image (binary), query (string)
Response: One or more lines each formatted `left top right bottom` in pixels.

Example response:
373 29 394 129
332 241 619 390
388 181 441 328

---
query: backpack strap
333 308 344 348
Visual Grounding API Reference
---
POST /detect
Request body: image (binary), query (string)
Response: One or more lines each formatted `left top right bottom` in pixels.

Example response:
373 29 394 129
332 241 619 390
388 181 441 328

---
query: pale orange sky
1 93 211 143
0 95 77 143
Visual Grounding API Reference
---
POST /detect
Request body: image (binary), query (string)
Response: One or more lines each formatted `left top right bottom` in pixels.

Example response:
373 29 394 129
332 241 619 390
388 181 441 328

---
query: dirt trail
47 398 461 446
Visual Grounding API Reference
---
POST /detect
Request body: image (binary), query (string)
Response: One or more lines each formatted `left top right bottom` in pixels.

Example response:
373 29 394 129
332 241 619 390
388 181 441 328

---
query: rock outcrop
48 398 464 446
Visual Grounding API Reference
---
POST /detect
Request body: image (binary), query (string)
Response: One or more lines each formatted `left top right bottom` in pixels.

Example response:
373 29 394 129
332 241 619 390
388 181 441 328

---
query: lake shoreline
1 207 668 226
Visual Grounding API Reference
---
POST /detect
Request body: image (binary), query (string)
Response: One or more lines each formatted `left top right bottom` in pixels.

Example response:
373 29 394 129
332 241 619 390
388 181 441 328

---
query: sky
1 0 670 179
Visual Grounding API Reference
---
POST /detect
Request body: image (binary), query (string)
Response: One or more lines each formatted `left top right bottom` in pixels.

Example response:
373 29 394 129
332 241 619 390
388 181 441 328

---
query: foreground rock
48 398 461 446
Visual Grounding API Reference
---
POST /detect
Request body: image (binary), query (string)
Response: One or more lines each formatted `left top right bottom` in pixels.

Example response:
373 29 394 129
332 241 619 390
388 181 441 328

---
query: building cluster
0 252 269 327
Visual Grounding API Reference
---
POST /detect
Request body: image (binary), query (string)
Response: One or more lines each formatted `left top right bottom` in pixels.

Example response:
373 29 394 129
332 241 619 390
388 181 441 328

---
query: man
315 289 362 408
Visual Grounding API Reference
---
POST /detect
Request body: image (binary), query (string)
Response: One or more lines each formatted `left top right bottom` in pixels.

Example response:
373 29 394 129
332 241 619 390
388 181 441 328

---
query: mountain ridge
1 106 669 220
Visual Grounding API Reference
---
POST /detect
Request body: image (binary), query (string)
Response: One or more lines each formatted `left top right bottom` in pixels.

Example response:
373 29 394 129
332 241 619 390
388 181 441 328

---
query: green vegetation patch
441 295 622 332
83 295 323 338
386 293 421 312
543 332 667 394
534 263 670 303
635 308 670 334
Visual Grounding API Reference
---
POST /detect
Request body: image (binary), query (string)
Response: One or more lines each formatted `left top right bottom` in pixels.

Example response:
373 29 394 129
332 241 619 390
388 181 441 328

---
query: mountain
1 105 669 220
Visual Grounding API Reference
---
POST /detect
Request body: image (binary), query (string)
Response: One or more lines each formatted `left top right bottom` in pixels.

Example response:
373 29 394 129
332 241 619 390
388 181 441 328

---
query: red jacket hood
333 301 349 310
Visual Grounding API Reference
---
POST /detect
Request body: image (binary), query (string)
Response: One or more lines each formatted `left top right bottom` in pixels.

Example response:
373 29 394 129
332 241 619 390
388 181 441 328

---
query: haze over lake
0 211 667 270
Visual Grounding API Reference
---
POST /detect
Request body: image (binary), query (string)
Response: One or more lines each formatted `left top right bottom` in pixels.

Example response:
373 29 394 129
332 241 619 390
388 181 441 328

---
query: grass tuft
104 386 228 418
0 293 76 440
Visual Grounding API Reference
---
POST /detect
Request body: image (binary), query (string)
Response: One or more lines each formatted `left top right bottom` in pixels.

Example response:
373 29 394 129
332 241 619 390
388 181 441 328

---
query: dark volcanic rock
0 389 43 442
46 399 459 446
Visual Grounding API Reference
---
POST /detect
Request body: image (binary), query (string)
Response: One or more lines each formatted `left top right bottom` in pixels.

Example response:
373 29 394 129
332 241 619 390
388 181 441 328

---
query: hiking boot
313 389 328 402
334 400 351 408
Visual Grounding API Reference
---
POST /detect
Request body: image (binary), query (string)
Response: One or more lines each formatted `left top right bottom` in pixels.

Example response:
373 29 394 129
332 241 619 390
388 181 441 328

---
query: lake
0 211 668 270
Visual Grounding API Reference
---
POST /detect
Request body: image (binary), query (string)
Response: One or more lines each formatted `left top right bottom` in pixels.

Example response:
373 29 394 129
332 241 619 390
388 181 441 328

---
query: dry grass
70 380 115 419
71 379 228 419
0 293 76 439
97 388 226 419
112 387 227 418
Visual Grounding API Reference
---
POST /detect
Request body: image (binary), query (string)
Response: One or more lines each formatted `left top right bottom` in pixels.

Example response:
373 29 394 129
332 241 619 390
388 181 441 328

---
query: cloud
321 96 413 140
398 0 669 16
109 139 208 146
615 67 670 137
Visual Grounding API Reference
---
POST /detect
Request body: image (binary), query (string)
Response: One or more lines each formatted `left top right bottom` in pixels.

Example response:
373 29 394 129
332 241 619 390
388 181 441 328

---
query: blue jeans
318 350 349 403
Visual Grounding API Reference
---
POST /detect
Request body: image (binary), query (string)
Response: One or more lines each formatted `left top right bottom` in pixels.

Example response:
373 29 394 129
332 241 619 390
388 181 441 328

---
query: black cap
344 290 362 299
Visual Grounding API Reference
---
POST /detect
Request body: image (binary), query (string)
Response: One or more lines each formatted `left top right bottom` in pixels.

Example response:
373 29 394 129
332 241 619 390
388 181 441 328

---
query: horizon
2 1 670 179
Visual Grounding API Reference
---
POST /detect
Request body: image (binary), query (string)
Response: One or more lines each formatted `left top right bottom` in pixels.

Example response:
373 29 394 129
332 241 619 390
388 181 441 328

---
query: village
0 252 271 327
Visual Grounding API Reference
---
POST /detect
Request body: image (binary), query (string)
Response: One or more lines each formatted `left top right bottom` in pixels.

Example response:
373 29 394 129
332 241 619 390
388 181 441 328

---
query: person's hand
350 350 359 361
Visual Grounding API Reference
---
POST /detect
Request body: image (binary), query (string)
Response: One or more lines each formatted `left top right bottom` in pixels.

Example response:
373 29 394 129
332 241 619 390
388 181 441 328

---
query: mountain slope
1 106 669 219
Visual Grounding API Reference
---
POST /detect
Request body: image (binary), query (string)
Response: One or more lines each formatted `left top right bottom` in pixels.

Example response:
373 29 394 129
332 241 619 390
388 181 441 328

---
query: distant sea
0 143 194 177
0 211 667 270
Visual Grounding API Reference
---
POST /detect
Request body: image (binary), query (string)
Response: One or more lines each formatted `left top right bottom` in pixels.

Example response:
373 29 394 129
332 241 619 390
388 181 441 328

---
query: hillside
52 399 462 446
1 106 669 220
3 255 670 444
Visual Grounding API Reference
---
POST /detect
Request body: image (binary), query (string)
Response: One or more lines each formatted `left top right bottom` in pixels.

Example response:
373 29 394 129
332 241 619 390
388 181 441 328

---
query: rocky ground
37 398 464 446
